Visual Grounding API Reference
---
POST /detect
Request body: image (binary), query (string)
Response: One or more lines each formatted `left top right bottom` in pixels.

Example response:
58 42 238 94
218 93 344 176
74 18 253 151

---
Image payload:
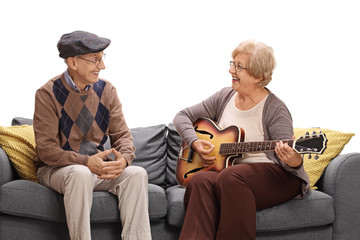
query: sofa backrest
130 124 168 187
12 117 34 126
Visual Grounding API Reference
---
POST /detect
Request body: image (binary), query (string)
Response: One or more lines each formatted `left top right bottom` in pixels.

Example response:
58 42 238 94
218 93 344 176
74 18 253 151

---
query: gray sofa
1 117 360 240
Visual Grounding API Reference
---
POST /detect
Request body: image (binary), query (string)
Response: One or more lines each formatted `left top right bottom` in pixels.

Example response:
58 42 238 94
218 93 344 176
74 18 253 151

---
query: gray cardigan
173 87 310 198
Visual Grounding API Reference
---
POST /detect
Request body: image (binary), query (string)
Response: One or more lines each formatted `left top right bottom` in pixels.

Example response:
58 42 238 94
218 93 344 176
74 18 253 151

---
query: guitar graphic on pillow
176 118 328 187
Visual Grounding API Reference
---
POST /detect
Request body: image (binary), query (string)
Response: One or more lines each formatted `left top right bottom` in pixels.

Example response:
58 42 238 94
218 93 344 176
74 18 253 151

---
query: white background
1 0 359 153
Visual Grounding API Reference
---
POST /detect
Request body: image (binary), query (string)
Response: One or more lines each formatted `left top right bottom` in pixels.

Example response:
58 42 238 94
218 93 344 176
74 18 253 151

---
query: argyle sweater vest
33 74 135 167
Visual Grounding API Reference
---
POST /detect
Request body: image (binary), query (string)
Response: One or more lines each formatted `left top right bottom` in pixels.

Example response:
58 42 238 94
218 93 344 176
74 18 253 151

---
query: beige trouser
37 165 152 240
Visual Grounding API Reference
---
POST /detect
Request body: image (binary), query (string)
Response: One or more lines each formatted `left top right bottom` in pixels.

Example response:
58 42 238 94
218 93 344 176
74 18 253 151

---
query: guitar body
176 118 244 187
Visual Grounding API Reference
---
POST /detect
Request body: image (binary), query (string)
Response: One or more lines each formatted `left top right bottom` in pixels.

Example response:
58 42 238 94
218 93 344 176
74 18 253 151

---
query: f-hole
194 126 214 139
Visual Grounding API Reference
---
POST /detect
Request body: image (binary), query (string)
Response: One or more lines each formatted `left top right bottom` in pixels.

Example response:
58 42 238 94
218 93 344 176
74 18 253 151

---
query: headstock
293 131 328 159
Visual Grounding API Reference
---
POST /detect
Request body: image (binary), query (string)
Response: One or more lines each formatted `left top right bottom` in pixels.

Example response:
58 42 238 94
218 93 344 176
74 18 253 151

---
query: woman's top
219 93 273 164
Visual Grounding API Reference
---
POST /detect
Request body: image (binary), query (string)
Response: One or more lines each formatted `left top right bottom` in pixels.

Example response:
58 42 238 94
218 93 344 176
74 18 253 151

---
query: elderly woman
173 40 310 240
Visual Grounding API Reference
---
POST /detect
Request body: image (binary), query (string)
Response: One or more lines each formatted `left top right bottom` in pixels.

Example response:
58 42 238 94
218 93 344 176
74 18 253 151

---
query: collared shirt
64 69 91 92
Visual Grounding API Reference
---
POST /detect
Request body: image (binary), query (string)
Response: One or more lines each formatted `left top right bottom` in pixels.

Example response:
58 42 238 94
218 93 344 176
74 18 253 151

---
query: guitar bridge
179 145 193 163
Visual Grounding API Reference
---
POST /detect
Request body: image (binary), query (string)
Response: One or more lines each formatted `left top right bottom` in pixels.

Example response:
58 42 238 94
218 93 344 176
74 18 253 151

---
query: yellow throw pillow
294 128 354 189
0 125 38 183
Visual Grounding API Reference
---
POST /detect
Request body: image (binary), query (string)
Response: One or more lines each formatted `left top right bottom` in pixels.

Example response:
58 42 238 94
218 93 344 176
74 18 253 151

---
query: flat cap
57 30 111 58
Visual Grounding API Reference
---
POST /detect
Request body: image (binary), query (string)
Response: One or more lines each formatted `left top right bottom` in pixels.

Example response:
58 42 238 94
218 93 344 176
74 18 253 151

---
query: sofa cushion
256 190 334 231
0 180 167 222
0 180 66 222
166 124 182 186
166 187 334 231
131 124 168 186
166 185 186 227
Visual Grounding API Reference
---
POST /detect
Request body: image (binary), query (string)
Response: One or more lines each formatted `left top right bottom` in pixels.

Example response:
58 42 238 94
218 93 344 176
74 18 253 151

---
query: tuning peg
318 130 323 138
312 131 321 138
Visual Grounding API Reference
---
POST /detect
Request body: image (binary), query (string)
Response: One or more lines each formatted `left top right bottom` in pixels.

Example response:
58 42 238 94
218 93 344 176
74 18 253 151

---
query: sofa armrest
0 147 17 186
317 153 360 240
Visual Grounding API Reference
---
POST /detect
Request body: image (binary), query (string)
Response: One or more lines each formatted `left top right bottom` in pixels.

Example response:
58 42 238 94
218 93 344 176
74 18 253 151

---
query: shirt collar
64 69 91 92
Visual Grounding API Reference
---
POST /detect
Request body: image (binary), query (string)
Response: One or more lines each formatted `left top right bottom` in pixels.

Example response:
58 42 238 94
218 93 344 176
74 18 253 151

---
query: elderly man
33 30 151 240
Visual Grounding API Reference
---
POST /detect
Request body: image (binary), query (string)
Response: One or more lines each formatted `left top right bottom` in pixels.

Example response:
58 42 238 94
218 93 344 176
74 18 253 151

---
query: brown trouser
179 163 302 240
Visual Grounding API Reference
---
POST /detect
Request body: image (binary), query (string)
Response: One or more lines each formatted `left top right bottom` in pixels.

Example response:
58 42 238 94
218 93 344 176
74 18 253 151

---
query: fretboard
219 139 294 155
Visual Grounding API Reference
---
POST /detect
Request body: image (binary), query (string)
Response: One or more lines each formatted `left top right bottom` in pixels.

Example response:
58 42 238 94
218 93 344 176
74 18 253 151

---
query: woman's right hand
192 139 216 167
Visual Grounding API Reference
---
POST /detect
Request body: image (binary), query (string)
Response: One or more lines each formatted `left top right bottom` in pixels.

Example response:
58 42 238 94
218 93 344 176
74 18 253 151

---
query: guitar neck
219 139 294 155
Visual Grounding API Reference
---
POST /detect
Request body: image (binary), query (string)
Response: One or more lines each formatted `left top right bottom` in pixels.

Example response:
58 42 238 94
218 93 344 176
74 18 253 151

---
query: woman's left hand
275 141 303 168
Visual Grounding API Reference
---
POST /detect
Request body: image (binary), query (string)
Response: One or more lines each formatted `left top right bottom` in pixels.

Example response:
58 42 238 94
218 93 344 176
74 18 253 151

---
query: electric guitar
176 117 327 187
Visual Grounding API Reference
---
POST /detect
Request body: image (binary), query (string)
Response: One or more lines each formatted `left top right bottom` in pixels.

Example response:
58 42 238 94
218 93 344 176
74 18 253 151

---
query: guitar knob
314 155 319 160
308 154 312 159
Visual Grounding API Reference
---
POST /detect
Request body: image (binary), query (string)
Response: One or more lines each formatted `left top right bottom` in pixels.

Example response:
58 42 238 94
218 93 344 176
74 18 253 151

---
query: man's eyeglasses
76 54 106 66
230 61 247 72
